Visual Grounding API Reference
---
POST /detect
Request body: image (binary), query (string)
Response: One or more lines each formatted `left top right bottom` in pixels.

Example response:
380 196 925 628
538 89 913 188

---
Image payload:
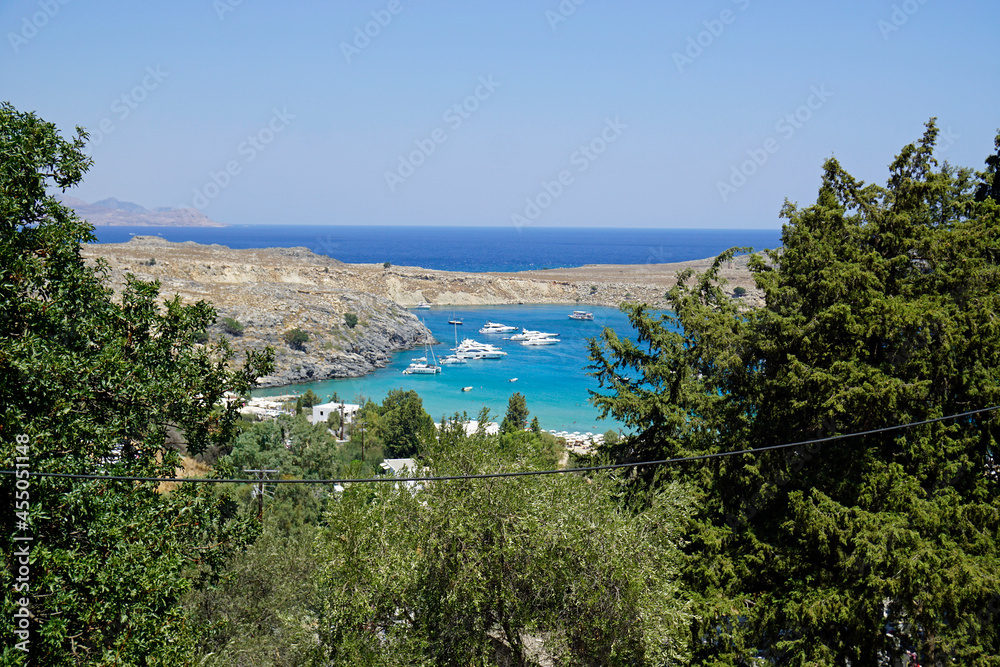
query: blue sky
2 0 997 228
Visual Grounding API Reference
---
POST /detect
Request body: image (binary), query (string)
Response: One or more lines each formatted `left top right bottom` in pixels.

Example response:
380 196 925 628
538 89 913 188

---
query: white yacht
403 338 441 374
403 360 441 374
520 334 560 346
509 328 558 341
569 310 594 320
478 321 517 334
438 354 467 365
454 338 507 359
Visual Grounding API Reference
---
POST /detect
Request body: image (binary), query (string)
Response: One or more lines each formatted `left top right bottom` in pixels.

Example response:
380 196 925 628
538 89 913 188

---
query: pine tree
589 120 1000 664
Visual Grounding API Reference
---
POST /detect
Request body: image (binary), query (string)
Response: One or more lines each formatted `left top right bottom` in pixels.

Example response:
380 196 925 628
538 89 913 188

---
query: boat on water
403 359 441 374
414 302 431 309
403 335 441 374
453 338 507 359
478 321 517 334
569 310 594 320
448 318 463 325
520 334 561 346
509 328 558 341
439 354 467 365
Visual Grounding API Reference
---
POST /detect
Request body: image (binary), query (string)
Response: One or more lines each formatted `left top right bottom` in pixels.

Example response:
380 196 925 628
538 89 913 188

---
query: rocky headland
81 236 763 386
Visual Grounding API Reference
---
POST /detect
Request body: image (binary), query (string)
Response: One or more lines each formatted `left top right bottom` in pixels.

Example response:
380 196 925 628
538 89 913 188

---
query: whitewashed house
311 402 360 427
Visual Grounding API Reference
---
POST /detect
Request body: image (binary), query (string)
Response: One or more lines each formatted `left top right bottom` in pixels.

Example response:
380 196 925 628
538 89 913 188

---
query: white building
311 402 360 427
380 458 424 492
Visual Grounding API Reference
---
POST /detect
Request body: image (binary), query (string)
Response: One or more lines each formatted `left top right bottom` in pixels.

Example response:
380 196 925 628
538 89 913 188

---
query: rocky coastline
82 236 762 386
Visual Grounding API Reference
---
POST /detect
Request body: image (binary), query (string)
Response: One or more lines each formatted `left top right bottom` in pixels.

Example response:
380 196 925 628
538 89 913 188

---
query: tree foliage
0 103 273 664
501 391 530 433
358 388 435 458
283 327 309 350
589 120 1000 664
317 412 694 665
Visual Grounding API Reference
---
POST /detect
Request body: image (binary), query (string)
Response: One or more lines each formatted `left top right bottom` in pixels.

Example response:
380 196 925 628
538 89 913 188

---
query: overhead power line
2 405 997 485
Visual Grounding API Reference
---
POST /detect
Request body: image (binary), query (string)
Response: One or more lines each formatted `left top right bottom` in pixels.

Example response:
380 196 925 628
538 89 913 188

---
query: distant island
59 196 227 227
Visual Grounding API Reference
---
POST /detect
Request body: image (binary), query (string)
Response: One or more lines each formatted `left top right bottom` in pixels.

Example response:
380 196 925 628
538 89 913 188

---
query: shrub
344 313 358 329
222 316 244 336
284 328 309 350
383 261 391 269
732 286 747 297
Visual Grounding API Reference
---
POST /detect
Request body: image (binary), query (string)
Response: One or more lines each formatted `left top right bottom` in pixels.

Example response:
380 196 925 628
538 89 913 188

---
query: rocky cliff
81 237 433 387
81 236 764 386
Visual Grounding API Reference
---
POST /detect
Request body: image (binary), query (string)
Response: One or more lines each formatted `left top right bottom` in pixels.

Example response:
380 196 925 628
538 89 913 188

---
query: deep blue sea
90 225 780 433
90 225 781 274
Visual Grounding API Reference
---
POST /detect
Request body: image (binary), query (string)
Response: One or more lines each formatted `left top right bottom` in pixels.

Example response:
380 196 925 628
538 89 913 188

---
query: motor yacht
478 321 517 334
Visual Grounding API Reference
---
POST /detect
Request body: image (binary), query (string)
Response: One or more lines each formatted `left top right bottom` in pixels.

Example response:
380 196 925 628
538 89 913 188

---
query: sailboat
439 320 467 365
403 328 441 374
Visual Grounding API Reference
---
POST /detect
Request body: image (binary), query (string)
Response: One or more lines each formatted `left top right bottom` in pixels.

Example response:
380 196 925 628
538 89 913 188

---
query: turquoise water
253 304 650 434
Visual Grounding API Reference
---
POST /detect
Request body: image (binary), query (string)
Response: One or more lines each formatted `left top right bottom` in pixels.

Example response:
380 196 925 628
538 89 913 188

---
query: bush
732 286 747 297
222 316 244 336
383 261 391 269
344 312 358 329
283 328 309 350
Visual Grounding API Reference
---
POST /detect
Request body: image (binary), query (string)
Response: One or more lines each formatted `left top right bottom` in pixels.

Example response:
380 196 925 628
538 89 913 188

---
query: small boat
439 354 467 365
509 378 518 382
462 386 473 392
414 302 431 309
569 310 594 320
448 318 463 325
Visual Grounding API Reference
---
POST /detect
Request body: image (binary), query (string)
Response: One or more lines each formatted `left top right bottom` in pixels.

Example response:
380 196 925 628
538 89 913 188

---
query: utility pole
356 420 366 463
243 468 278 520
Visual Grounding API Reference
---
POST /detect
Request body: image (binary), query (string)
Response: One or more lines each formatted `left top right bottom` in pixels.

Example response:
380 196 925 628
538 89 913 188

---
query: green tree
501 391 529 433
283 327 309 350
589 120 1000 664
300 388 321 409
183 519 327 665
375 388 435 458
343 312 358 329
0 103 273 664
317 413 693 665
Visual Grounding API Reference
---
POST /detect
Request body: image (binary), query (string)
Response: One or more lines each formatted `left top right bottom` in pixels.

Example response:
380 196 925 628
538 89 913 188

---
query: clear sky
2 0 997 227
